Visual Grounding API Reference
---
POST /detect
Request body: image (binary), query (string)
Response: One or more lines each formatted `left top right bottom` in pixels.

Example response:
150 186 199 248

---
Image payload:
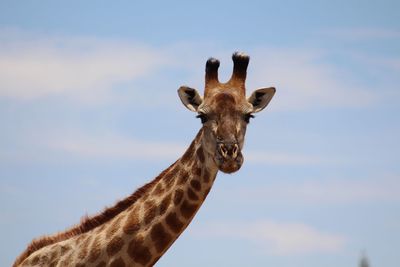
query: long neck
124 131 218 265
103 129 218 266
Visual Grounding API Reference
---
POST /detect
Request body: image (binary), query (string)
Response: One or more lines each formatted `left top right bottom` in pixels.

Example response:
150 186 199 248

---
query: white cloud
0 29 168 103
0 29 384 110
192 220 346 255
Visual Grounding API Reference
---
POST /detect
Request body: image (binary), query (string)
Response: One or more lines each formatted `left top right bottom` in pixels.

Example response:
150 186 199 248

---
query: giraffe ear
178 86 203 112
247 87 276 113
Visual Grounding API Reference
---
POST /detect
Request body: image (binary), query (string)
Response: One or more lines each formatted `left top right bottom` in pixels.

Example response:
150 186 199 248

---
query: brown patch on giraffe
127 235 152 265
13 161 179 267
110 257 126 267
144 200 157 225
153 183 165 196
48 248 58 263
30 255 40 265
177 170 189 185
159 193 172 216
187 187 199 201
96 261 106 267
78 235 92 260
196 146 205 163
38 254 49 264
150 223 172 253
165 212 184 233
181 140 196 165
190 179 202 191
76 263 86 267
194 166 202 177
180 200 198 219
60 251 73 267
173 189 184 205
107 236 124 257
203 169 210 183
106 215 122 239
59 244 71 256
123 207 140 234
49 260 58 267
88 235 102 263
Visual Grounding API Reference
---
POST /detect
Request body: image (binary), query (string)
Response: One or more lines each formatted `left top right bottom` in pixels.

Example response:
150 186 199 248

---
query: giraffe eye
243 113 254 123
196 113 208 124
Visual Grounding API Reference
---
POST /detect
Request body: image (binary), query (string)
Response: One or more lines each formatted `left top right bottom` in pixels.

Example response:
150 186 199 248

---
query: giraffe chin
216 155 243 174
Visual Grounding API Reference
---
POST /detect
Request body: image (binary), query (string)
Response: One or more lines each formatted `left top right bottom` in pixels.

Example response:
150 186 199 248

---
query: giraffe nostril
232 144 238 158
218 143 239 159
219 144 228 158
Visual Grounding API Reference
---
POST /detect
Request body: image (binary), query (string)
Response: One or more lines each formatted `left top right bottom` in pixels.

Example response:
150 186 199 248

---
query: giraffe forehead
207 92 242 113
214 92 236 104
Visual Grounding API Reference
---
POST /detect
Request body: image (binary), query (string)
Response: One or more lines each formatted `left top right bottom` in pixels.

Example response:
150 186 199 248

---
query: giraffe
14 52 275 267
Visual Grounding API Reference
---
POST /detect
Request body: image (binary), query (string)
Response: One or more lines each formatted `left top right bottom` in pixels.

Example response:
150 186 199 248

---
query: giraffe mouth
215 151 244 173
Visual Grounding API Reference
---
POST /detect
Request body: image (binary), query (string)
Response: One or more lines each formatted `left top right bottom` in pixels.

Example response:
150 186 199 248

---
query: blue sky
1 1 399 266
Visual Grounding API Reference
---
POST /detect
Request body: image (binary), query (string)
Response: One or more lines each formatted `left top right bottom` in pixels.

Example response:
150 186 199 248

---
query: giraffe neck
16 129 219 267
121 128 218 265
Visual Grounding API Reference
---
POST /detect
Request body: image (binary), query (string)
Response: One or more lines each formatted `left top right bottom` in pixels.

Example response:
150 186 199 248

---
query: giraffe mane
13 162 176 267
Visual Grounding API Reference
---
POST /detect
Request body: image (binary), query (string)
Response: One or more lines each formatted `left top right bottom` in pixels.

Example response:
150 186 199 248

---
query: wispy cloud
192 220 346 255
0 29 168 103
0 28 387 111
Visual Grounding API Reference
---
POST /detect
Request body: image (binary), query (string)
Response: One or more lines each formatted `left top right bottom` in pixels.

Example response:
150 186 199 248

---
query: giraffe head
178 52 275 173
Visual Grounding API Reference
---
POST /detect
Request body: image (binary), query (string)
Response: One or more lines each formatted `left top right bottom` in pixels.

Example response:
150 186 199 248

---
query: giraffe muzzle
216 142 243 173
